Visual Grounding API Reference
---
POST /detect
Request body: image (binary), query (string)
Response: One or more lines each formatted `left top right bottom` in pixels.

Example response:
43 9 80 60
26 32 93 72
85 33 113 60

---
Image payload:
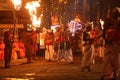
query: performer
53 27 61 61
101 7 120 80
21 30 34 63
31 31 37 60
45 30 54 62
57 30 72 64
81 25 95 72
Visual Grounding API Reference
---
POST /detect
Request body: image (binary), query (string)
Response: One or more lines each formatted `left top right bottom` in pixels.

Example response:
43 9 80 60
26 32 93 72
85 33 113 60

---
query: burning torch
25 1 42 30
11 0 22 38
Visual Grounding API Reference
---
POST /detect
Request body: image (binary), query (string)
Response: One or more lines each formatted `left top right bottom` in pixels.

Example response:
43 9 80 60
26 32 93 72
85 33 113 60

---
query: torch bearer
25 1 42 50
11 0 22 38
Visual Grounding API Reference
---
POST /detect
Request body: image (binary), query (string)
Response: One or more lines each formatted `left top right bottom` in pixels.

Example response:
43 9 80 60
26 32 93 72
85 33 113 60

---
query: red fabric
11 50 17 59
60 36 66 42
45 33 54 45
19 42 25 58
0 51 4 60
54 31 61 42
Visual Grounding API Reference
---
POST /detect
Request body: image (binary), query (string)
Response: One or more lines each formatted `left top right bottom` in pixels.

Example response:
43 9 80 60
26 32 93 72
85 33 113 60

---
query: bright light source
11 0 22 10
25 1 41 28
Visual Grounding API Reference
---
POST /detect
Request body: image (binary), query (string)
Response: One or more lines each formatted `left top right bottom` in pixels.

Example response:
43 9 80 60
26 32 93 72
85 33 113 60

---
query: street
0 54 119 80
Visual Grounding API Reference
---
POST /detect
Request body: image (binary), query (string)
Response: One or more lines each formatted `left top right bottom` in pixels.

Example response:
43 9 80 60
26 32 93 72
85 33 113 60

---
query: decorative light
68 20 83 36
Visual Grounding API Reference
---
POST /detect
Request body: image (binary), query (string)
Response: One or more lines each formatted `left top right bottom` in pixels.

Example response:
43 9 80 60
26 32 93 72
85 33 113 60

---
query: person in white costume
45 30 54 62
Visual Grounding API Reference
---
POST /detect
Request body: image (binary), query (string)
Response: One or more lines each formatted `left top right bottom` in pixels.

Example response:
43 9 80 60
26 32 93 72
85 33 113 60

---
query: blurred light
25 1 41 28
68 20 83 36
11 0 22 10
26 73 35 76
2 78 30 80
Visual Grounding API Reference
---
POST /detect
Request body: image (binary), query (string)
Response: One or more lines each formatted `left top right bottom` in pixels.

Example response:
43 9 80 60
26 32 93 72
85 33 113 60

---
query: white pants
81 44 95 68
57 49 73 63
45 45 54 61
66 48 73 62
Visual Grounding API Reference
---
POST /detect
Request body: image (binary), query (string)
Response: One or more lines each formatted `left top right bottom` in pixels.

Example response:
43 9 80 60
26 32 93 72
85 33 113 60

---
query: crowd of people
44 27 73 64
44 7 120 80
0 7 120 80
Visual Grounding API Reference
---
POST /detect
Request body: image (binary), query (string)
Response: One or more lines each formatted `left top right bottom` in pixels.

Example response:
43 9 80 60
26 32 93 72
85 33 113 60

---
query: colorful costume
45 31 54 61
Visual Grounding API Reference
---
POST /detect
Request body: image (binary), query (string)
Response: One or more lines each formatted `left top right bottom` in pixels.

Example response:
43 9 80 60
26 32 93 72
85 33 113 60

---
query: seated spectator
18 39 25 58
11 49 17 60
0 39 5 61
12 39 20 59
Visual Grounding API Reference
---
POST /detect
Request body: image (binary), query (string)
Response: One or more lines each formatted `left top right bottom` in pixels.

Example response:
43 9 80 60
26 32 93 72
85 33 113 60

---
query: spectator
0 39 5 61
3 31 13 68
18 39 25 59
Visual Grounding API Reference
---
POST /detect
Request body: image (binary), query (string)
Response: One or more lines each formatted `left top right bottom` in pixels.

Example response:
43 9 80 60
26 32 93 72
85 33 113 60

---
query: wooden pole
13 9 16 39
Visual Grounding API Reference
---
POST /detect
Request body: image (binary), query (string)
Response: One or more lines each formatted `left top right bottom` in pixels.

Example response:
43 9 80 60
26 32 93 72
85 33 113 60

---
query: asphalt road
0 55 118 80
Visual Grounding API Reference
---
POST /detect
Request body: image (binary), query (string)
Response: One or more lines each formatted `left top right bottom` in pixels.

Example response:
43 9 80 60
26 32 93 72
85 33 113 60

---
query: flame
25 1 40 15
25 1 41 28
32 15 41 27
11 0 22 10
